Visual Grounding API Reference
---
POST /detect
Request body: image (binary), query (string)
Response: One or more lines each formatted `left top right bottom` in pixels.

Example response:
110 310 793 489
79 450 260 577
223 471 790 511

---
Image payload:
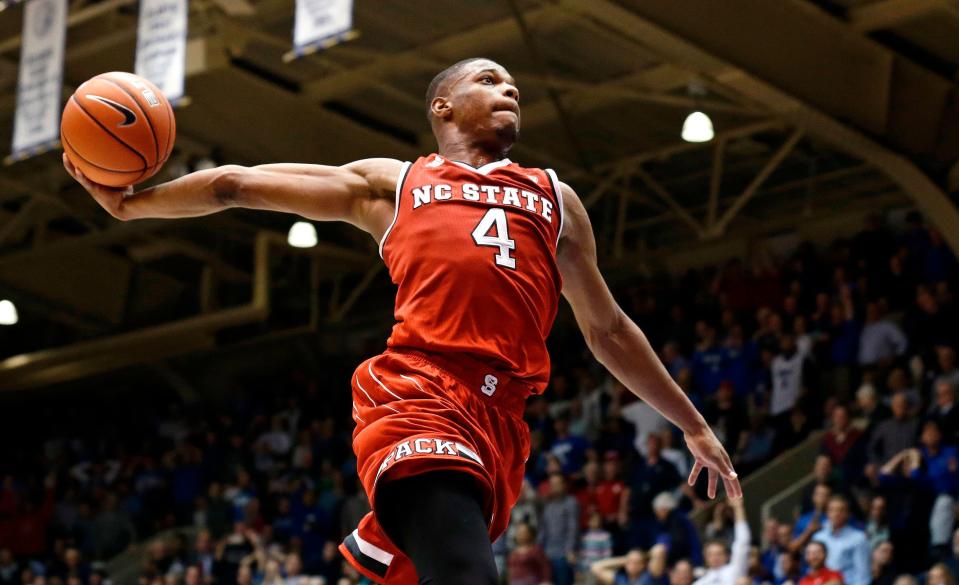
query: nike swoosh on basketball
85 95 137 127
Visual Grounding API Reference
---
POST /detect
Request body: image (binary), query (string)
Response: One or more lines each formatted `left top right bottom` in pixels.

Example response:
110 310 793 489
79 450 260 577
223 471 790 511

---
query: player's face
448 61 521 145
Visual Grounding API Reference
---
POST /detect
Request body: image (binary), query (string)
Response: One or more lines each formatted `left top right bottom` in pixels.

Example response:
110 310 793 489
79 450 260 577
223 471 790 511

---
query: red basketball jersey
380 154 564 393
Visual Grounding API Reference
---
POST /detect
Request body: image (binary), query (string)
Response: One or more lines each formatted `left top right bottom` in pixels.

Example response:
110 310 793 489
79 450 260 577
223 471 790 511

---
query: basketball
60 72 175 187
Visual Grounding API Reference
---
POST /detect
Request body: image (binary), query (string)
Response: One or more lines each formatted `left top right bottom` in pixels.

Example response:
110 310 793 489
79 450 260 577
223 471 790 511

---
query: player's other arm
63 155 403 234
555 182 742 499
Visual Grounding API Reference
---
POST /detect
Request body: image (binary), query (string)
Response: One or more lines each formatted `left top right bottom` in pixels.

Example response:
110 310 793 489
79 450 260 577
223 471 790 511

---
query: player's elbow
583 310 629 354
109 204 131 221
212 165 251 207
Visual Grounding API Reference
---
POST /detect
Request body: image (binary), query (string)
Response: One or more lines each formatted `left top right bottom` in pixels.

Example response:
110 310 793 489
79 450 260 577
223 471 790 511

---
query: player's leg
376 470 498 585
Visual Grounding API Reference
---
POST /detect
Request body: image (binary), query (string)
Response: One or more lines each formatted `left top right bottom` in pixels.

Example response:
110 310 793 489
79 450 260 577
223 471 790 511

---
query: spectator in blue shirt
829 290 860 367
858 302 908 368
793 484 832 542
812 495 871 585
721 325 759 398
692 324 726 397
914 420 959 496
550 415 589 476
914 420 959 556
662 342 691 383
648 492 703 567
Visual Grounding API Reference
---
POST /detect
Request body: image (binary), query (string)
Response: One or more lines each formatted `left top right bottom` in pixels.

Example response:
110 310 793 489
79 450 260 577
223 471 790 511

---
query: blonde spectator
928 564 958 585
693 499 751 585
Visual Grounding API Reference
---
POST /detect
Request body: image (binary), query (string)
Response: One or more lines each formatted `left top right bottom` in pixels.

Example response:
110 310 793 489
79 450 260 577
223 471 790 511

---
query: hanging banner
289 0 355 60
134 0 187 103
10 0 67 161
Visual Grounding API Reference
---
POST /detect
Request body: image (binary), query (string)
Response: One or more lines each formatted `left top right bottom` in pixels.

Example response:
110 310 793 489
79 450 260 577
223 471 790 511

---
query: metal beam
565 0 958 163
712 129 804 235
707 138 725 228
848 0 957 32
0 199 39 246
126 238 251 282
301 5 562 100
522 64 693 128
0 232 272 391
329 262 383 322
590 120 784 175
507 0 591 171
582 165 631 209
563 0 959 255
540 76 760 116
613 183 629 259
635 168 705 237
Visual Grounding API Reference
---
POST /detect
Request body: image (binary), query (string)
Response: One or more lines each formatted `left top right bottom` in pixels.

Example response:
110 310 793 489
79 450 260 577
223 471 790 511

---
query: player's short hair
424 57 492 120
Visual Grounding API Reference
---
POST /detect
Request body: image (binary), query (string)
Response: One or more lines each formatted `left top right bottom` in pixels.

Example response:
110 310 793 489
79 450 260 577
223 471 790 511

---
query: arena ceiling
0 0 957 392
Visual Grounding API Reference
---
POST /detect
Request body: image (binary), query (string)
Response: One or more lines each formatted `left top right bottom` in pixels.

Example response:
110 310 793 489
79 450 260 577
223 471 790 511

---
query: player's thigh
376 470 498 585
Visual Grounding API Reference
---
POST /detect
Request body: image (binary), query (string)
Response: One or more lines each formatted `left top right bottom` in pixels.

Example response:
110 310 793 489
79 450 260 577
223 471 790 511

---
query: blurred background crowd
1 210 957 585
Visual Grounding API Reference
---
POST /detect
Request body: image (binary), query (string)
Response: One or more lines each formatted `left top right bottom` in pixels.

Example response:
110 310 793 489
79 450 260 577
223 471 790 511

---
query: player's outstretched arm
63 155 403 236
556 182 742 500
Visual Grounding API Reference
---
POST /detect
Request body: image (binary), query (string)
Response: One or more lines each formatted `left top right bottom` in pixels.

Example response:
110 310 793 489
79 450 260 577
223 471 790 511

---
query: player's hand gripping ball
61 72 176 187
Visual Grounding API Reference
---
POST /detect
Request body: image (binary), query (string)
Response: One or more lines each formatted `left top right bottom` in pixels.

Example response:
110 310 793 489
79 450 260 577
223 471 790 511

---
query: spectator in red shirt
577 462 602 528
9 475 56 558
596 452 629 528
799 541 844 585
507 524 551 585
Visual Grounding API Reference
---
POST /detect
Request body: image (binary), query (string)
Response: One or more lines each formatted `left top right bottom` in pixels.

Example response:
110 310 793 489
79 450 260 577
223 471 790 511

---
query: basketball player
64 58 742 585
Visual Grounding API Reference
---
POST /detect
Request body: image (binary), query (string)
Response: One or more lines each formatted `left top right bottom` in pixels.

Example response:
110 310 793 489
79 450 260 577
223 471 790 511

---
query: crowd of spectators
0 210 956 585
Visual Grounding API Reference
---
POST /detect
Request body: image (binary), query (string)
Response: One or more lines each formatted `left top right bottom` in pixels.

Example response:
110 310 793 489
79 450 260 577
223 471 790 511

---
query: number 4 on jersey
471 208 516 269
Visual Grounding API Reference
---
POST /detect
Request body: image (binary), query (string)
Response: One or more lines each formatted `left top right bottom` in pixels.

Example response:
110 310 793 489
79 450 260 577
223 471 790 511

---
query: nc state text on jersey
410 183 555 223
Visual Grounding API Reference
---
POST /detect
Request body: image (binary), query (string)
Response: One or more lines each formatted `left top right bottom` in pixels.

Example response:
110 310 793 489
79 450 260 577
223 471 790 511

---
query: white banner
134 0 187 102
292 0 353 58
11 0 67 160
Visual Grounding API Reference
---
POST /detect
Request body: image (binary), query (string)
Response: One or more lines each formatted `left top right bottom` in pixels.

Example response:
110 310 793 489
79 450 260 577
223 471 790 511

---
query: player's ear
430 96 452 120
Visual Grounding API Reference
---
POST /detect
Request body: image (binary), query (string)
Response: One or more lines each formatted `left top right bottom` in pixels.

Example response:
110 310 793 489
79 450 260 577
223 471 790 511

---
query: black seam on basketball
163 99 174 165
101 77 160 168
71 95 149 170
62 132 145 176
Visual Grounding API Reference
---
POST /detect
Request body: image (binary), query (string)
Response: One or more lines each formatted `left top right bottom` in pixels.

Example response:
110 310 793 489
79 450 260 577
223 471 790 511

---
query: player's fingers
724 476 743 500
688 461 703 486
72 167 117 198
719 455 738 482
707 468 718 499
62 154 79 179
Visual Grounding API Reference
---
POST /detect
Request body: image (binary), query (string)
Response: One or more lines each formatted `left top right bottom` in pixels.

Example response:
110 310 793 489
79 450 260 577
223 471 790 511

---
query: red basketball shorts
338 348 532 584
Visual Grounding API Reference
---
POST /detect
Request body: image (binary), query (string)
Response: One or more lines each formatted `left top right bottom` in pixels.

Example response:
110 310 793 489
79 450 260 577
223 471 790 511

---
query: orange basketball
61 72 176 187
